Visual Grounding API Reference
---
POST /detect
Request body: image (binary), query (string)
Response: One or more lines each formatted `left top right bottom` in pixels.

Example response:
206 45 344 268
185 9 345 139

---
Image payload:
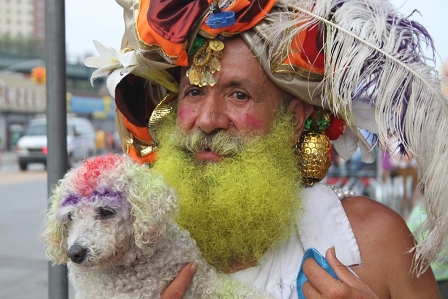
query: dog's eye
97 207 116 220
67 213 73 221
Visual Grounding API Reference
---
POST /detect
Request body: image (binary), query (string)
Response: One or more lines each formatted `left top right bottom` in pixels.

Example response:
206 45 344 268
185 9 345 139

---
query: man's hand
302 248 379 298
161 262 197 299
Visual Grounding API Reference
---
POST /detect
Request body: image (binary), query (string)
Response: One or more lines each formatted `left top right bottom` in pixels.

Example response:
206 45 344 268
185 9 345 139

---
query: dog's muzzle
67 245 87 264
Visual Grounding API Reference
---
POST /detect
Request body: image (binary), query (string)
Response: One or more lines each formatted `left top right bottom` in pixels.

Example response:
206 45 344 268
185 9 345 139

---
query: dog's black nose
67 245 87 264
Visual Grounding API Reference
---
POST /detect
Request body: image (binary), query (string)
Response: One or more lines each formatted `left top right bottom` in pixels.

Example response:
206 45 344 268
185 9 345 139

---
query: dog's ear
43 185 69 264
126 163 178 250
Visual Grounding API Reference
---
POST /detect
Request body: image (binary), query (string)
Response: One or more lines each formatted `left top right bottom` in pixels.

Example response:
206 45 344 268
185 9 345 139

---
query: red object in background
31 66 46 84
325 115 345 141
34 67 44 77
42 146 48 155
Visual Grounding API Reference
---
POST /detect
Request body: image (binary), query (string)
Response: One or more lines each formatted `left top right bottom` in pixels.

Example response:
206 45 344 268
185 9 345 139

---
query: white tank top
229 183 361 299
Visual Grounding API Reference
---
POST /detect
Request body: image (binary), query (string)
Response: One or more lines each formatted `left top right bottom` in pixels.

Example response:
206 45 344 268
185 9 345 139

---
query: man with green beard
153 35 438 299
86 0 448 298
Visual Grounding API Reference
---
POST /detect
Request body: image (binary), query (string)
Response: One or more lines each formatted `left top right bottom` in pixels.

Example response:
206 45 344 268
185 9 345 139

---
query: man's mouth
194 149 223 163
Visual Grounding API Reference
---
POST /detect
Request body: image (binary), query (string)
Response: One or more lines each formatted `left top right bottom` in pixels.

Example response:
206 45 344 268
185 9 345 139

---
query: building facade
0 71 115 151
0 0 45 40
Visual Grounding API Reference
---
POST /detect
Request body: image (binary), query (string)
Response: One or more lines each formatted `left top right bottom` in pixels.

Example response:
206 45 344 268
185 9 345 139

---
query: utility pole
45 0 69 298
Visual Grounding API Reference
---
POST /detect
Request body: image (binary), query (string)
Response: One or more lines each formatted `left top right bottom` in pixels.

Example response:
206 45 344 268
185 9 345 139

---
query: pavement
0 151 73 299
0 152 48 185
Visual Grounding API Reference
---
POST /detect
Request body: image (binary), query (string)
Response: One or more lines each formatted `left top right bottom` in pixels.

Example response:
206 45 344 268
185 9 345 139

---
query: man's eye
97 207 116 220
186 88 201 97
234 91 249 101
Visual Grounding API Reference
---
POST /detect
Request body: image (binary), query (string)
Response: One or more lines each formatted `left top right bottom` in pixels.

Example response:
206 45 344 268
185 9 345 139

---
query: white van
16 116 96 170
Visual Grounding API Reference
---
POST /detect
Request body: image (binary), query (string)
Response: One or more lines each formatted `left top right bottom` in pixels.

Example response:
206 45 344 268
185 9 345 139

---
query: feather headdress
85 0 448 274
258 0 448 274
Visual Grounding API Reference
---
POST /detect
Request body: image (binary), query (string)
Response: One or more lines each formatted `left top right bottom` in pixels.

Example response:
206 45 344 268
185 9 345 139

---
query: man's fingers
302 257 343 295
302 281 323 298
325 248 380 299
325 247 359 283
161 262 197 299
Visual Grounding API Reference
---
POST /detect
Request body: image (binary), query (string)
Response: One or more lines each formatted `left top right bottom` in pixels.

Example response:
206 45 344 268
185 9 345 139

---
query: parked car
16 116 96 170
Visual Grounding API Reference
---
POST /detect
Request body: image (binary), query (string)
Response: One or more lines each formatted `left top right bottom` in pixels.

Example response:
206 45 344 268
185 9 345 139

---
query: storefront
0 72 116 151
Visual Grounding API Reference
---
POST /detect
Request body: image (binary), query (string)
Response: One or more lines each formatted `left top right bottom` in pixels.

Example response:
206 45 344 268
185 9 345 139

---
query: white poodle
43 154 273 299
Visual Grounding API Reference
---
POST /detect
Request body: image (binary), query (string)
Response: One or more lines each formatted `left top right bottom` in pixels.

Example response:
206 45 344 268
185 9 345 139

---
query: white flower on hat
84 40 140 98
85 40 179 98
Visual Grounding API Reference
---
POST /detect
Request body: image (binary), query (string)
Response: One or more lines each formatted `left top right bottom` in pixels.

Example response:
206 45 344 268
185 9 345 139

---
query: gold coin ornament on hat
209 39 224 51
186 38 224 87
185 0 235 88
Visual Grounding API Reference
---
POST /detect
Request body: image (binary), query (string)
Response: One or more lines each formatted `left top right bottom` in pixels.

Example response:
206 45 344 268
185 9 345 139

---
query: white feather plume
261 0 448 274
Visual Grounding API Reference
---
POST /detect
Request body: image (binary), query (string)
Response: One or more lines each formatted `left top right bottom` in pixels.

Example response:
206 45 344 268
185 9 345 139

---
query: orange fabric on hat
120 112 152 141
136 0 190 66
118 111 158 165
285 24 325 74
136 0 276 67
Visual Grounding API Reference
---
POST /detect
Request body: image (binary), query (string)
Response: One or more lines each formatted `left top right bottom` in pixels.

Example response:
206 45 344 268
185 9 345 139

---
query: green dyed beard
154 112 303 272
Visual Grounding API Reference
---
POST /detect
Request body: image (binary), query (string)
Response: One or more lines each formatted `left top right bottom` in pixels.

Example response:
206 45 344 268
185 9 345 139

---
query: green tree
0 34 45 59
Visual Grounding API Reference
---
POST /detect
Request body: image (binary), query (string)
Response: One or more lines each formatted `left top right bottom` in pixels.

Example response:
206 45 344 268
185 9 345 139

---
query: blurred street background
0 0 446 298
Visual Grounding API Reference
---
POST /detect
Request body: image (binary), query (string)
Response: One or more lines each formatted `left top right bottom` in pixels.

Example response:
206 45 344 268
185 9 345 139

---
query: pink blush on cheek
176 107 196 124
241 113 263 130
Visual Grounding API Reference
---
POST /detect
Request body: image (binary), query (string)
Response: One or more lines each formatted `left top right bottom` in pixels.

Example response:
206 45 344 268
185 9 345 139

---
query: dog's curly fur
43 154 273 298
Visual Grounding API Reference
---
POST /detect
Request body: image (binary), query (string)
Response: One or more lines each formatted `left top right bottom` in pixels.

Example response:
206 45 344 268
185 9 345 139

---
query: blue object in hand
297 248 339 299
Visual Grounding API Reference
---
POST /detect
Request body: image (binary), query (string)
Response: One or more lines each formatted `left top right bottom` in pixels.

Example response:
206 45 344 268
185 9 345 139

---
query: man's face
177 36 291 163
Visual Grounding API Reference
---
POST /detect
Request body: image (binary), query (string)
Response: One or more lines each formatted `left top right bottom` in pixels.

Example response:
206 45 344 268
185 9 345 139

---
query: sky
65 0 448 72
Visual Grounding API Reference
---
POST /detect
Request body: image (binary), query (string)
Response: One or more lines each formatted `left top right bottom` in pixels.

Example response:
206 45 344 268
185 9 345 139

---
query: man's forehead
180 36 266 86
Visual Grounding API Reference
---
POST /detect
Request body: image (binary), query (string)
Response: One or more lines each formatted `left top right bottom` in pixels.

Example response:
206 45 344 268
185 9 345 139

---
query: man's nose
195 96 230 133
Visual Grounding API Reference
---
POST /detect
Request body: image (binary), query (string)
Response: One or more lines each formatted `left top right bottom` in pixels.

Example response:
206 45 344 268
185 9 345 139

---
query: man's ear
287 98 314 145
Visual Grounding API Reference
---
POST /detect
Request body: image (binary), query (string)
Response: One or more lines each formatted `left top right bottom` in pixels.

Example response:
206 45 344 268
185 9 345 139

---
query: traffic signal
31 66 46 84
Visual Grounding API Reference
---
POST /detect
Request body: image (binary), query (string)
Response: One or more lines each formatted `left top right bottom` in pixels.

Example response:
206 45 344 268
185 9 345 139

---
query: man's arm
303 196 439 298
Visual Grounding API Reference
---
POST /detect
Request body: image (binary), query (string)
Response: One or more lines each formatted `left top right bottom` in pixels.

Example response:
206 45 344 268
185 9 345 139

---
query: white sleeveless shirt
229 183 362 299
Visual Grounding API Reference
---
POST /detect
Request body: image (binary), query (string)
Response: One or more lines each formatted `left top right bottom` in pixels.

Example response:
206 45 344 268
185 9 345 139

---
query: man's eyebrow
179 79 258 90
221 79 258 90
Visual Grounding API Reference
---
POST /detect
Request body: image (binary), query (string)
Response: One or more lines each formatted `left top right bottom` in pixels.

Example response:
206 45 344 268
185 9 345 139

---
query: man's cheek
241 113 263 130
176 106 196 127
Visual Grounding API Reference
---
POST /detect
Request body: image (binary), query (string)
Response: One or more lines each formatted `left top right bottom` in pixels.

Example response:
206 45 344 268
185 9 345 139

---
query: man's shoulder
341 195 412 252
341 195 407 237
340 195 440 298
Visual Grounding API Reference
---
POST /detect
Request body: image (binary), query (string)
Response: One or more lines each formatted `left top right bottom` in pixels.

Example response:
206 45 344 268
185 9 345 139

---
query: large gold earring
148 92 178 145
294 108 333 187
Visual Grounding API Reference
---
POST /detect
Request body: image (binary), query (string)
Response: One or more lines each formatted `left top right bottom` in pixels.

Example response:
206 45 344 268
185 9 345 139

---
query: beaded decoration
185 0 236 87
328 185 356 200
